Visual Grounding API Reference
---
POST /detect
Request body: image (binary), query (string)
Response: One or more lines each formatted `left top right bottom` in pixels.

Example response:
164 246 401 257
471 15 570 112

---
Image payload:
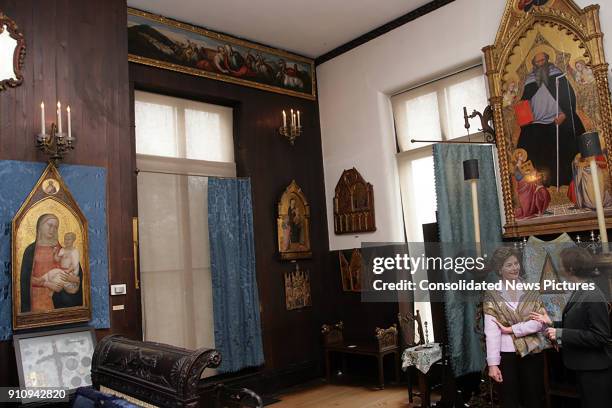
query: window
391 66 489 338
393 65 488 152
134 91 234 377
135 91 234 163
392 65 488 242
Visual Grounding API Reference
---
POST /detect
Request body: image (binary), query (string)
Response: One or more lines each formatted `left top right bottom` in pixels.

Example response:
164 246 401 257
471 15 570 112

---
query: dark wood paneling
325 250 399 341
130 62 330 375
0 0 136 384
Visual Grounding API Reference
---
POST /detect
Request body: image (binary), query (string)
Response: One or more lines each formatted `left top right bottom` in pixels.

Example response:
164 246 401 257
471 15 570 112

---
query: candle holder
37 122 75 163
279 123 302 146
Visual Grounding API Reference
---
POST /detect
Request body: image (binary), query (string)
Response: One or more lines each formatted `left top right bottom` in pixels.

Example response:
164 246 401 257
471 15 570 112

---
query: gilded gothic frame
277 180 312 260
12 164 91 330
483 0 612 237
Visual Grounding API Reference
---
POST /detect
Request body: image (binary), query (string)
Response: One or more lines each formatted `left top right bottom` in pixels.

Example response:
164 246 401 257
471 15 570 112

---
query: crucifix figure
35 341 78 388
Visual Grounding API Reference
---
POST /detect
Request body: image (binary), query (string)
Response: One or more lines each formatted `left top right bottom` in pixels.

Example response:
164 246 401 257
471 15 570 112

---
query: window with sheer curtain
134 91 234 374
391 65 489 338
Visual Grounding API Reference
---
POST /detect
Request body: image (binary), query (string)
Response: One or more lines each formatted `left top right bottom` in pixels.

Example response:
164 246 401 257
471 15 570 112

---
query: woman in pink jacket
483 247 549 408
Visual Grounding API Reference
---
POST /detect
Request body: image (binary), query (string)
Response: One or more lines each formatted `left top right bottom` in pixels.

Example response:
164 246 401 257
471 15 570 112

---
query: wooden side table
324 342 400 389
322 323 400 389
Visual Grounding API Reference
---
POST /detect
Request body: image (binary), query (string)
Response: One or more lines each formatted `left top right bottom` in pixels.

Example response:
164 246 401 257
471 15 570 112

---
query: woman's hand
529 311 552 326
545 327 557 341
488 366 503 383
493 319 513 335
44 281 63 292
60 271 79 284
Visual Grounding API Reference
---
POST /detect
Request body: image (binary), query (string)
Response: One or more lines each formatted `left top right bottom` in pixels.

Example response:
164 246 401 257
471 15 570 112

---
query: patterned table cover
401 342 442 374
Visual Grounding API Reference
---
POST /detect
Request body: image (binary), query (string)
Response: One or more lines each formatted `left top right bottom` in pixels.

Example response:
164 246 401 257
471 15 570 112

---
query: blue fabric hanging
433 143 503 377
208 178 264 373
0 160 110 340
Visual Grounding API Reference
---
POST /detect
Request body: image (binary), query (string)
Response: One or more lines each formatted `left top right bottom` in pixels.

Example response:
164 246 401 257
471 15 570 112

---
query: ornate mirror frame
0 11 25 91
483 0 612 237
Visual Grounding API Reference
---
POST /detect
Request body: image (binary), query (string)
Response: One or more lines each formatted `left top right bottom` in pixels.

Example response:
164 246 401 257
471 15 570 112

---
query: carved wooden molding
375 324 398 351
92 335 222 407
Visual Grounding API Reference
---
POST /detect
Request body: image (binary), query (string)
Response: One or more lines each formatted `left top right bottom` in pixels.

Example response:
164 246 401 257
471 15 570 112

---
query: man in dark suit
531 248 611 408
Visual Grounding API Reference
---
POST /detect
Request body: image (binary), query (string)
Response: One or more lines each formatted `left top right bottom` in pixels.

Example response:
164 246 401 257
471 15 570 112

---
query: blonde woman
484 247 549 408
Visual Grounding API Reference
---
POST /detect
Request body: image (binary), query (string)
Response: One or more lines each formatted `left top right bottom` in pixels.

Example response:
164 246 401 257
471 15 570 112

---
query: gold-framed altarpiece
12 164 91 330
484 0 612 237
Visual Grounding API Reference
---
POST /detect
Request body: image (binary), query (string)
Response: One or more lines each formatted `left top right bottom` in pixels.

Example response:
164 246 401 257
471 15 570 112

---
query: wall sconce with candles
37 101 75 163
279 109 302 145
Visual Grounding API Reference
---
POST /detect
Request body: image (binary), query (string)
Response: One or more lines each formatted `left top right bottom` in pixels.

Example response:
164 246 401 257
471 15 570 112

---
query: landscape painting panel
128 9 315 99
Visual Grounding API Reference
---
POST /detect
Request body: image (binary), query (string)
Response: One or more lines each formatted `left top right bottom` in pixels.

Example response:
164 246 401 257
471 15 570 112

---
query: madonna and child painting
12 165 90 330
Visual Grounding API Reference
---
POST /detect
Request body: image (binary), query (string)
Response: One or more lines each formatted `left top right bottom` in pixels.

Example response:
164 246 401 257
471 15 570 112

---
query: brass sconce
37 101 75 162
279 109 302 145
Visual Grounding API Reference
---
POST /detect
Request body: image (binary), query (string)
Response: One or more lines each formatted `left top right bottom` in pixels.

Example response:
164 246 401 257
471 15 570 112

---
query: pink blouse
484 291 544 366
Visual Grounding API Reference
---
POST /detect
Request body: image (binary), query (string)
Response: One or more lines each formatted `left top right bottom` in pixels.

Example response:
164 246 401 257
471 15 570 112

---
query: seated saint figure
567 152 612 210
513 149 551 219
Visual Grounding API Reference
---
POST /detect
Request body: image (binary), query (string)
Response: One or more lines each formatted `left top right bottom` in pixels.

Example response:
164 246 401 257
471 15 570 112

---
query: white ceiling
126 0 432 58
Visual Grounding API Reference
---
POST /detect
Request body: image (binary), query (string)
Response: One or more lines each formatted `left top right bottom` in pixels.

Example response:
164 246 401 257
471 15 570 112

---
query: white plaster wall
318 0 612 250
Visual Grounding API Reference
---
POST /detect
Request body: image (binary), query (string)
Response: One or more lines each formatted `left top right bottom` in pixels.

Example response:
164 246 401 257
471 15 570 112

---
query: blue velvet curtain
0 161 110 340
433 144 502 377
208 178 264 373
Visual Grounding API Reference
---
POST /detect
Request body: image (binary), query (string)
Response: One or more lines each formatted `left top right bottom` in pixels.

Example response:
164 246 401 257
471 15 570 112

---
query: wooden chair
397 310 425 348
397 310 425 403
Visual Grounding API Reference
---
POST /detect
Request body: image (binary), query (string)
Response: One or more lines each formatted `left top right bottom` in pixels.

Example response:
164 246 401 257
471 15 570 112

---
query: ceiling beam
315 0 455 66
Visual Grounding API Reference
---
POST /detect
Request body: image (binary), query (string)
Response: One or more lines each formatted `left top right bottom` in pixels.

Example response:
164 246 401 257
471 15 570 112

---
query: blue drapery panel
433 144 502 377
208 178 264 373
0 161 110 340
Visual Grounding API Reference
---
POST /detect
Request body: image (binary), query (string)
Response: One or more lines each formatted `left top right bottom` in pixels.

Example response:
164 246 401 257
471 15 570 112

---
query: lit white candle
290 109 294 127
589 157 608 244
57 101 62 134
67 106 72 139
282 110 287 127
40 102 45 134
297 110 301 127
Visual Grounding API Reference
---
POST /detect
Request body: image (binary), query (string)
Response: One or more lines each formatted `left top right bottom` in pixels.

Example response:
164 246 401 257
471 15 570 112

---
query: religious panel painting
277 180 311 260
12 164 91 330
484 0 612 236
284 264 312 310
338 249 363 292
333 168 376 234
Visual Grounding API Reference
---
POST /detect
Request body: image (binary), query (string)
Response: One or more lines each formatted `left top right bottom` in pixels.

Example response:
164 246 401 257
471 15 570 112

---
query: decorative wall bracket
37 122 75 163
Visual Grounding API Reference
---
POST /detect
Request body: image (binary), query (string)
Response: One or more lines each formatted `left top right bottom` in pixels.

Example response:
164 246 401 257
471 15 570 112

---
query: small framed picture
13 327 96 402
